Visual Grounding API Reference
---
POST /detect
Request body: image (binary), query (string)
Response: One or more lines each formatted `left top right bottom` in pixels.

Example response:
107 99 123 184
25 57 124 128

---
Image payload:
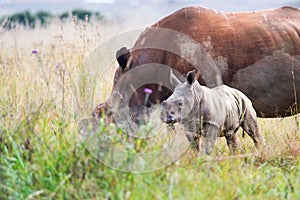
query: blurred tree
59 11 70 22
5 11 36 29
36 11 53 27
0 9 103 30
72 9 92 21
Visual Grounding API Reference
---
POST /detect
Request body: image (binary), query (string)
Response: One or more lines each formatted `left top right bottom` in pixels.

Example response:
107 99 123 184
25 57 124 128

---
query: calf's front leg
200 123 220 155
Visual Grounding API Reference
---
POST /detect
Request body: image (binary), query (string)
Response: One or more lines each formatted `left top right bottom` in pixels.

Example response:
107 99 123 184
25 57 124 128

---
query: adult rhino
93 6 300 121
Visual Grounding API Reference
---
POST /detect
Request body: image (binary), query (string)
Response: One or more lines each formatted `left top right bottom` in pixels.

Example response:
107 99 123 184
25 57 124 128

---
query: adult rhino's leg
242 110 266 148
92 100 113 124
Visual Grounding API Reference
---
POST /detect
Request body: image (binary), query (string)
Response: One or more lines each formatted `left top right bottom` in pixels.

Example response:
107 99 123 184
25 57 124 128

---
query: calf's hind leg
225 130 239 154
242 111 266 148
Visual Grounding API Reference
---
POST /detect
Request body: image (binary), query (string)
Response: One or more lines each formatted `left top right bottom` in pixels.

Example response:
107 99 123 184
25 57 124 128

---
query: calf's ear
116 47 131 71
187 70 196 86
170 70 182 87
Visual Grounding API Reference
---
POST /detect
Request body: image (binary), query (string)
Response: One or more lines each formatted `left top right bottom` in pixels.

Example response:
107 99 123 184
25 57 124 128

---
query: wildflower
144 88 153 94
144 88 153 106
31 49 39 54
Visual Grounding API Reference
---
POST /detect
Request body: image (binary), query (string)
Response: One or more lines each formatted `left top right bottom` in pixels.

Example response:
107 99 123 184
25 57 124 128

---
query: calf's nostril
167 115 175 123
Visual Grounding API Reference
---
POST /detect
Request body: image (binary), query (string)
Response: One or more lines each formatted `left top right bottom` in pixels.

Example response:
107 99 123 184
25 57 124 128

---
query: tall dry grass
1 17 300 199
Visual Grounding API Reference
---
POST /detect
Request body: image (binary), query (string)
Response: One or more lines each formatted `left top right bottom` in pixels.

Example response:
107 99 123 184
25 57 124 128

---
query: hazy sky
1 0 299 19
1 0 83 3
2 0 298 6
86 0 114 3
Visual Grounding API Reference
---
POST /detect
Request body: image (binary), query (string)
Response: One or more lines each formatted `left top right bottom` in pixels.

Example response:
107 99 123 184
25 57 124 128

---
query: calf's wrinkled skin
160 70 266 154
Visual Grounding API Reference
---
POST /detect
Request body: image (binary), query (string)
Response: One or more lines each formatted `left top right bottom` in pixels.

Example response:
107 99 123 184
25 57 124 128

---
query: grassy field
1 19 300 200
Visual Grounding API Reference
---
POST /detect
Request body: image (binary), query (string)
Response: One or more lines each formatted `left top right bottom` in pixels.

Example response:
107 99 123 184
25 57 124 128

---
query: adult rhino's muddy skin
94 6 300 121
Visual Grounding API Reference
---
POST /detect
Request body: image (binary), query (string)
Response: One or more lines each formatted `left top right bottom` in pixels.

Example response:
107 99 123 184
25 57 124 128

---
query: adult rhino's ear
187 70 196 86
116 47 131 71
170 70 182 87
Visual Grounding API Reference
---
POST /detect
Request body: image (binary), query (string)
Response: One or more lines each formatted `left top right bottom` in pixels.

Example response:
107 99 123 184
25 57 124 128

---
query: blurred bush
36 10 53 27
2 10 36 29
94 11 104 21
72 9 92 21
59 11 70 21
0 9 103 30
60 9 103 22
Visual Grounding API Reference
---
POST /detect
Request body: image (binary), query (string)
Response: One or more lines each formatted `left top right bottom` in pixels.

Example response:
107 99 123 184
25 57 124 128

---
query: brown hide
94 6 300 119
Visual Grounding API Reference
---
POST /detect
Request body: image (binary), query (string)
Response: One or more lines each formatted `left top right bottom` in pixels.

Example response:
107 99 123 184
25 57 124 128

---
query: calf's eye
161 101 167 108
177 101 183 107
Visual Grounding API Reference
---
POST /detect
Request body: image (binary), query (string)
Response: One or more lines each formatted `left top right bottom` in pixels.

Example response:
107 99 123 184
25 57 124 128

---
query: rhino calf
160 70 266 155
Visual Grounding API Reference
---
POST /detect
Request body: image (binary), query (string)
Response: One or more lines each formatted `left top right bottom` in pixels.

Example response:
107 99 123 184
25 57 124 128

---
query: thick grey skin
161 70 266 155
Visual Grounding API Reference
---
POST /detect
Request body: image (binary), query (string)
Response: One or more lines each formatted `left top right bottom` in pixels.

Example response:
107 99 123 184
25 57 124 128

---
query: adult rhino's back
94 6 300 119
141 6 300 79
132 6 300 117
